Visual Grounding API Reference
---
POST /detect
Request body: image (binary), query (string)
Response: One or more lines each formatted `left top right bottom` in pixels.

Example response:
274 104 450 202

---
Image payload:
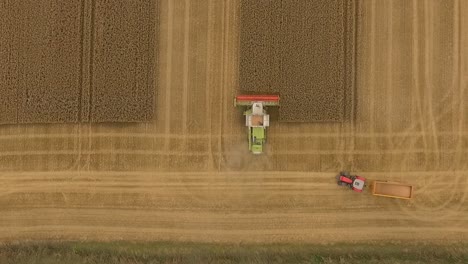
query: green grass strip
1 241 467 264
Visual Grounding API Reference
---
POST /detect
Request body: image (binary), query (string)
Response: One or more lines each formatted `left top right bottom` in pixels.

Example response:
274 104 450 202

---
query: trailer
371 181 414 199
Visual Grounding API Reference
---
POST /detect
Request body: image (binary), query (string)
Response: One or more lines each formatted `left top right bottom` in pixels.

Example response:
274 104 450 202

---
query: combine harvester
234 94 280 154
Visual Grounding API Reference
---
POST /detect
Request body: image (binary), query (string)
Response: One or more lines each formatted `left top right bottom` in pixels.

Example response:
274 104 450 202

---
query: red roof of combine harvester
235 95 280 101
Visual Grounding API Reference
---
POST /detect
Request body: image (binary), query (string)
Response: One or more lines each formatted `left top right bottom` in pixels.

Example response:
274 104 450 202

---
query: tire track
182 0 190 136
88 0 96 122
396 1 460 174
388 0 426 171
163 0 174 151
78 0 85 122
453 0 465 170
62 124 82 172
396 0 424 172
388 0 459 157
218 0 228 171
1 130 467 140
1 170 466 179
205 0 214 169
400 171 468 223
386 1 394 150
1 148 467 157
398 0 467 217
423 0 440 167
368 0 377 150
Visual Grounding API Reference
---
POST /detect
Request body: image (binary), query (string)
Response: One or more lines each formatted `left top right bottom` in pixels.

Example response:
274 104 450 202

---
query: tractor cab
336 171 366 193
352 177 366 192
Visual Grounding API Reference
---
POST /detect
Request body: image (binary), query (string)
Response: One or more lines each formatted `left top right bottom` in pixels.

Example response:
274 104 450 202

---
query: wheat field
0 0 467 243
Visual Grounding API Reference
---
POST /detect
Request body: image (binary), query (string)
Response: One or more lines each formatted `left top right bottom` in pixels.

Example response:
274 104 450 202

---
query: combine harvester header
234 95 280 106
234 94 280 154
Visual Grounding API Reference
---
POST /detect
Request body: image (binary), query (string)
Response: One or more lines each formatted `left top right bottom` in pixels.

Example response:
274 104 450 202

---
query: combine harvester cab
234 95 280 154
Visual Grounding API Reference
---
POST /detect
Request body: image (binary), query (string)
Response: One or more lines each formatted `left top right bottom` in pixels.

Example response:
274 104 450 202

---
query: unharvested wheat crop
0 1 82 124
0 0 157 124
90 0 156 122
240 0 356 122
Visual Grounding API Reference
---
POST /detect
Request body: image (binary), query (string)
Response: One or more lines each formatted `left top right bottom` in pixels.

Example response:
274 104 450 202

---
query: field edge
1 240 468 264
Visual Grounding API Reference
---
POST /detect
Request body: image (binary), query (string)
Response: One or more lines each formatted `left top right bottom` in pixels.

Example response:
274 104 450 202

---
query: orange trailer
371 181 414 199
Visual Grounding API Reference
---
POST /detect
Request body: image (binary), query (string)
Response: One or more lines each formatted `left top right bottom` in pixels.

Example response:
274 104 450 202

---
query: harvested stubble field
240 0 355 122
0 0 156 124
0 0 468 246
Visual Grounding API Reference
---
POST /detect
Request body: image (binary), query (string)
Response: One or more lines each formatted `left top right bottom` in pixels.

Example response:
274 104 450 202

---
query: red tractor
336 171 366 193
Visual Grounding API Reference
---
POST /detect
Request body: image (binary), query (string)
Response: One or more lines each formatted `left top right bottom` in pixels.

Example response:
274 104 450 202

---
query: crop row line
0 131 467 140
0 149 466 157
